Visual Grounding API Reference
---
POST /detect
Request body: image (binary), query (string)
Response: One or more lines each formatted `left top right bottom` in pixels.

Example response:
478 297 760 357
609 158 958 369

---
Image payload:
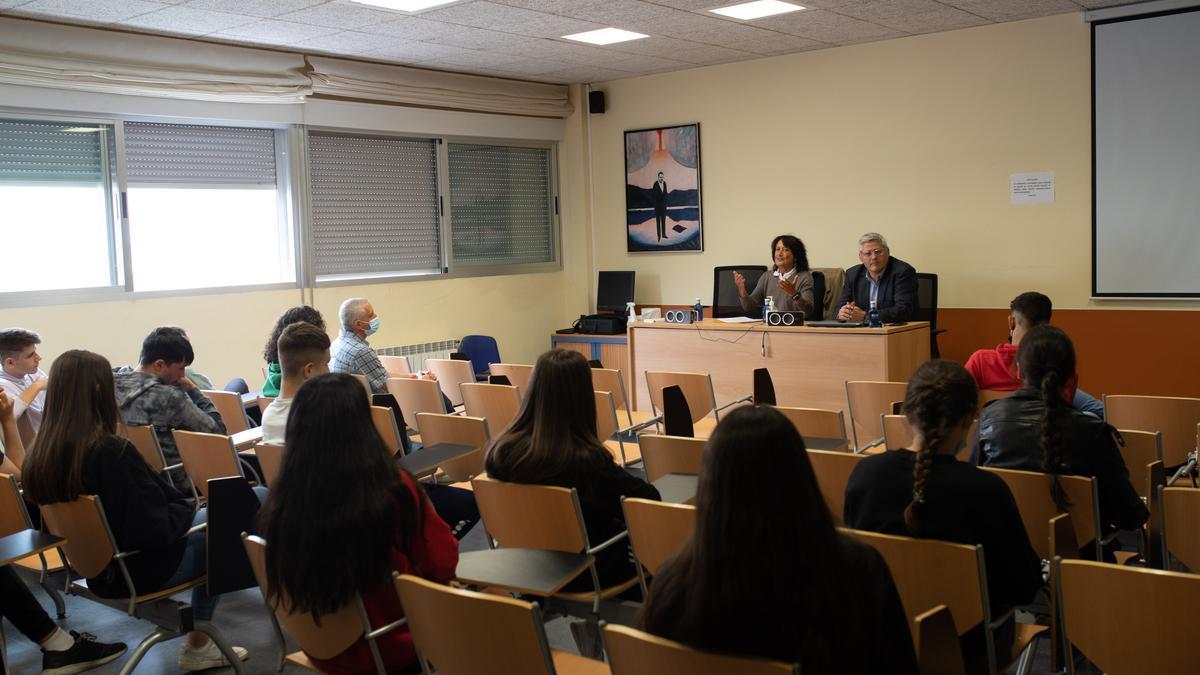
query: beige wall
583 13 1195 311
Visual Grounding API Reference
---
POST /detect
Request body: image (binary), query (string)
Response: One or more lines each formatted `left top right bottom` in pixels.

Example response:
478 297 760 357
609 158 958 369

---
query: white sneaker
178 640 249 672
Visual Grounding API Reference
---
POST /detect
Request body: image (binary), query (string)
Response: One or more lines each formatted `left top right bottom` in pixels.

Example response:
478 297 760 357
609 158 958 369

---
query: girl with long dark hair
485 348 659 588
971 325 1147 543
261 305 326 398
845 359 1041 675
640 405 916 673
733 234 816 317
260 373 457 674
22 350 247 671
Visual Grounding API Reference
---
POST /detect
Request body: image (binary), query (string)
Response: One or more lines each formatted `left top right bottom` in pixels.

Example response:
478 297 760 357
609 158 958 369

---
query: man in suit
834 232 918 323
652 171 668 241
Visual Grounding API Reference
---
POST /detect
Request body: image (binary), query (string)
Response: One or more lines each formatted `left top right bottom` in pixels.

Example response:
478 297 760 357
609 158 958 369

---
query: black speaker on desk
766 310 804 326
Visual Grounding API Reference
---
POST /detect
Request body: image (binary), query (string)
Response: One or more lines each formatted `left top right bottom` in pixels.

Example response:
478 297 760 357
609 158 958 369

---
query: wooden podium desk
628 320 930 418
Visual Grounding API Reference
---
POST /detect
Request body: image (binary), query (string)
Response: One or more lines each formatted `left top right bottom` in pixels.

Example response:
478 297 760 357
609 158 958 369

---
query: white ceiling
0 0 1128 84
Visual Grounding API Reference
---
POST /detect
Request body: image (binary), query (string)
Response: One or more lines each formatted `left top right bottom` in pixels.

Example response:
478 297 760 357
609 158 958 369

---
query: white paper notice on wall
1010 172 1055 205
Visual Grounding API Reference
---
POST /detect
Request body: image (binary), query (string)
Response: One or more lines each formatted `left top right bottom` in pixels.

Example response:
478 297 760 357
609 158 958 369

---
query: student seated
261 305 326 399
260 373 458 674
0 327 48 433
639 405 917 674
971 324 1148 545
845 359 1042 675
485 348 660 589
22 350 249 671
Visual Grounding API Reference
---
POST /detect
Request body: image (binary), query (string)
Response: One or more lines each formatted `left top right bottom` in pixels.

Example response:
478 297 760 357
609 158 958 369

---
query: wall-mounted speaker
588 90 606 114
664 309 696 324
766 310 804 327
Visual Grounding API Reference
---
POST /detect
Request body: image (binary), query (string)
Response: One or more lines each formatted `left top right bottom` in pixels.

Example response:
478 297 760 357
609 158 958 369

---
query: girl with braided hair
972 324 1148 556
845 359 1041 675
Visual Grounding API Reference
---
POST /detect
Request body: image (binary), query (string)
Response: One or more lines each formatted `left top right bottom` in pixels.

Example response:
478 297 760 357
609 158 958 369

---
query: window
448 143 556 268
0 118 120 293
307 130 442 281
123 122 293 292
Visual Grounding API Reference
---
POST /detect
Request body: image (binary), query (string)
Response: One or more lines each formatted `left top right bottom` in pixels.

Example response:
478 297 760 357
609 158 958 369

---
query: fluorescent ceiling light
60 127 102 133
561 27 649 45
349 0 461 12
710 0 805 20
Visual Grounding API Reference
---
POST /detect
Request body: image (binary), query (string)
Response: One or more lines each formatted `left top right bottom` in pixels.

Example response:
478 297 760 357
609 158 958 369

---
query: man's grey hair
339 297 370 330
858 232 889 250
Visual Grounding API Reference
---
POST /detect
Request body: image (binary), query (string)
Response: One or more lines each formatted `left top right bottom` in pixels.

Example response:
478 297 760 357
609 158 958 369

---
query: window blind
124 122 277 187
307 131 442 277
0 119 108 185
448 143 554 267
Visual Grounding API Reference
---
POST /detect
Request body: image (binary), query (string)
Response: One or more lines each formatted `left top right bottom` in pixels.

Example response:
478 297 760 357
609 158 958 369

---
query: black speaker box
588 90 605 114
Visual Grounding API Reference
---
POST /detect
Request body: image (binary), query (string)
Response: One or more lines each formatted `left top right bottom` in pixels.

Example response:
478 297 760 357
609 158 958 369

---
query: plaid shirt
330 330 388 394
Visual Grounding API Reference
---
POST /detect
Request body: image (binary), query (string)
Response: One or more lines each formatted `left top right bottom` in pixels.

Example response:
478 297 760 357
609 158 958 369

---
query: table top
399 443 478 479
0 529 64 567
231 427 264 451
652 473 698 505
805 436 850 452
455 548 592 596
630 319 929 335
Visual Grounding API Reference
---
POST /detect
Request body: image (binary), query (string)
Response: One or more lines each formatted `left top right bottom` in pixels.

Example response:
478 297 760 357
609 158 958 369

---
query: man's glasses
859 248 887 258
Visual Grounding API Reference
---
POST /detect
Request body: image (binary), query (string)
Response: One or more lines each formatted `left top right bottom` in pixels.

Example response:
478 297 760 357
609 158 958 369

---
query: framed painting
624 123 702 252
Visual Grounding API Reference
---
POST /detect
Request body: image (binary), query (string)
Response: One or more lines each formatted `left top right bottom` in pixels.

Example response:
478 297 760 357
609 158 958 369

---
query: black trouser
0 566 55 644
422 484 480 540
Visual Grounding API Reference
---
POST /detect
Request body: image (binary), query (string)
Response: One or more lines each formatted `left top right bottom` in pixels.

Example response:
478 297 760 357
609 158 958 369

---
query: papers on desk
716 316 761 324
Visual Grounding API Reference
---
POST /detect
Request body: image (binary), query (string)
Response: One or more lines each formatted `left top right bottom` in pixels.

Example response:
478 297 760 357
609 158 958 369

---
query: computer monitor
597 271 635 313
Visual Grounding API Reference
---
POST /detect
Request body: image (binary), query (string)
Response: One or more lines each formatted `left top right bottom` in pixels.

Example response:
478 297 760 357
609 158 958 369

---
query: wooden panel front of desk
550 333 632 401
628 321 930 420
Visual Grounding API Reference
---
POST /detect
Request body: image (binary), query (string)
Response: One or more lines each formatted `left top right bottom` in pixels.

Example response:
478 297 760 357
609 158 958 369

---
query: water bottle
867 298 882 327
627 301 637 323
693 297 703 322
763 295 774 322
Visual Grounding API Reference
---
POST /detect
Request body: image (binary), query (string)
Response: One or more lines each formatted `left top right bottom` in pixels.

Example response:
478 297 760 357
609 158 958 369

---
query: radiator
376 339 458 372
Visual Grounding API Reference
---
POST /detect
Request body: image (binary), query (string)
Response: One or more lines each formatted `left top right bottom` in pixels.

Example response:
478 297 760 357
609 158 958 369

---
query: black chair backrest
207 476 262 595
588 360 604 369
753 368 776 405
488 374 512 386
810 270 826 321
662 385 695 438
712 265 768 318
915 272 937 329
372 393 411 453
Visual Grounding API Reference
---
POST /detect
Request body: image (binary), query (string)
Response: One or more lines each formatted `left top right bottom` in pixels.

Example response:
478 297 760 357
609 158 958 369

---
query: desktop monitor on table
597 271 635 314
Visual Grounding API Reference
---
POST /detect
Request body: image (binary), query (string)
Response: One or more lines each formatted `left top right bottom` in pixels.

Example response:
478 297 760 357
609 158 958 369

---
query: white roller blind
124 122 277 187
307 131 442 278
448 143 555 267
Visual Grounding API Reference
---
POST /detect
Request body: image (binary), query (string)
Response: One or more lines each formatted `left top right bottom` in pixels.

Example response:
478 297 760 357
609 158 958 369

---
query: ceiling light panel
710 0 805 21
561 27 650 45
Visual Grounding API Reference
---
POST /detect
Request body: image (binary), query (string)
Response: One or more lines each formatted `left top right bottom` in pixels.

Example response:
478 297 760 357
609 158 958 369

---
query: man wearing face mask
330 297 436 394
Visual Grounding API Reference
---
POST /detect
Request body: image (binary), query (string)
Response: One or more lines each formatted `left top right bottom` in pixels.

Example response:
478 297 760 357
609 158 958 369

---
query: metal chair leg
117 628 177 675
1015 635 1039 675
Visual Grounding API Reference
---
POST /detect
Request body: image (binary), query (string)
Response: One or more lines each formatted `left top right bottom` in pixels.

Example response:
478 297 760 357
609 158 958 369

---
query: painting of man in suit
652 172 668 241
624 123 702 252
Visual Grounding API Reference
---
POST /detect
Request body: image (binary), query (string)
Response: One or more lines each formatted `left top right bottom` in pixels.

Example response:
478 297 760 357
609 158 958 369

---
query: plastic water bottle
763 295 774 322
693 297 703 322
627 301 637 323
867 298 882 327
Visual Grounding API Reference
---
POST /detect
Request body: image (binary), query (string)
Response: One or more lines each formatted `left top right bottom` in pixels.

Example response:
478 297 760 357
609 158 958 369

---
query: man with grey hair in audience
330 297 436 395
833 232 918 323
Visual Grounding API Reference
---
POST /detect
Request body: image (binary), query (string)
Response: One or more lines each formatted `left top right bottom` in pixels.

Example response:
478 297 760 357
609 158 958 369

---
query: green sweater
262 361 282 397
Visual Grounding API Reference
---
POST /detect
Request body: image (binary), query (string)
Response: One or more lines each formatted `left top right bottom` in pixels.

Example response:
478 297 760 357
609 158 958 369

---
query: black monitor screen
597 271 635 313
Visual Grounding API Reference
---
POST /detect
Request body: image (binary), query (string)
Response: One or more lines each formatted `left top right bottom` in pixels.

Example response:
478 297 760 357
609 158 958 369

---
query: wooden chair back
413 413 489 482
775 406 848 449
255 443 285 488
39 496 116 579
980 466 1099 560
426 358 476 408
0 473 32 537
1117 429 1162 501
462 383 520 436
379 355 412 377
808 449 867 525
370 405 404 455
604 624 798 675
173 430 242 499
639 434 706 483
395 574 557 675
1159 486 1200 570
491 363 534 395
881 414 914 451
1105 395 1200 467
623 498 695 580
845 381 908 450
847 528 986 638
200 389 249 435
350 373 372 398
242 535 365 660
256 396 274 414
386 377 445 435
915 605 965 675
116 423 167 473
595 390 620 442
1057 558 1200 675
646 371 716 423
471 476 588 553
591 367 630 412
978 389 1010 407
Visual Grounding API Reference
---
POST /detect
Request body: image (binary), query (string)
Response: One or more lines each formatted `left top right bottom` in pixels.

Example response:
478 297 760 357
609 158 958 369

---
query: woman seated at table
260 373 458 674
734 234 815 317
640 405 916 673
485 348 659 589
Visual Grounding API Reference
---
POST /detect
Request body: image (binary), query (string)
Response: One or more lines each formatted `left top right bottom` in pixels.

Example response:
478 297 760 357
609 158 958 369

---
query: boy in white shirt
0 328 48 433
261 322 330 445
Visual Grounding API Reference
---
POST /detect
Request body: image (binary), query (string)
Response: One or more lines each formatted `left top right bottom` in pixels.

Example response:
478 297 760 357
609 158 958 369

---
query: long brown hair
902 360 978 535
1017 324 1075 511
484 349 610 482
22 350 120 505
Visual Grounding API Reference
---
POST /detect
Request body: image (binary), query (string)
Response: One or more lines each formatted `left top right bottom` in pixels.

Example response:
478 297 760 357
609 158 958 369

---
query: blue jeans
1073 389 1105 418
159 508 215 621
